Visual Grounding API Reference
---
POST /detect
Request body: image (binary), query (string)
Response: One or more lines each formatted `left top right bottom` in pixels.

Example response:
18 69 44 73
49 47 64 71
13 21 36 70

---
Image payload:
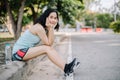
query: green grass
0 38 14 43
0 32 14 43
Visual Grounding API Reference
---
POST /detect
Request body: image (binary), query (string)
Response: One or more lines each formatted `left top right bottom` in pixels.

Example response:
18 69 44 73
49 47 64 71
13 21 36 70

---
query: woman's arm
33 24 54 46
45 17 57 46
46 27 54 46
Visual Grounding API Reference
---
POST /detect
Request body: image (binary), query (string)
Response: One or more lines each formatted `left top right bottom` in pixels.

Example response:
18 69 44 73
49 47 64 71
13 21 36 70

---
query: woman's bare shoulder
33 23 44 30
29 23 42 34
30 23 41 30
31 23 45 33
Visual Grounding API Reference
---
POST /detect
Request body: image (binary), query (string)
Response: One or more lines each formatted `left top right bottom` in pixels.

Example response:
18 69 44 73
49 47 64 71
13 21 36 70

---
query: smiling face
46 12 58 28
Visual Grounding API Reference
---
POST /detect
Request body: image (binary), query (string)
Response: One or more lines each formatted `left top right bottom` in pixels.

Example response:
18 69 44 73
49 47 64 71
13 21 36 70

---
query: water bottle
5 43 12 64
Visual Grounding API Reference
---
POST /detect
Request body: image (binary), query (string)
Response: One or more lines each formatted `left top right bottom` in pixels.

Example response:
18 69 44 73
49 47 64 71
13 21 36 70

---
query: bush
110 21 120 33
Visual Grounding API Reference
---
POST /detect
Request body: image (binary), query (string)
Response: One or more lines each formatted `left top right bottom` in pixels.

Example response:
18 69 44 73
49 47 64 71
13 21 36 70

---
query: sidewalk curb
0 61 25 80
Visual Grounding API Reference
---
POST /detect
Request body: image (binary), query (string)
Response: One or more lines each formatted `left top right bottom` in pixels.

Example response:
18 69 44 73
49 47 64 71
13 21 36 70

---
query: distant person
12 8 80 76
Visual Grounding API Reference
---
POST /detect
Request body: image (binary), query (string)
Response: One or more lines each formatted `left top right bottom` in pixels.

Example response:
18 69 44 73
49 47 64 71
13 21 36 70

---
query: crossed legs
23 45 65 70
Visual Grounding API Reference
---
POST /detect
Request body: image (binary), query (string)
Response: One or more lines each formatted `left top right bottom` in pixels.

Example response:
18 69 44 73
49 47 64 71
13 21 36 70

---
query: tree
1 0 84 39
96 13 113 29
5 0 26 39
18 0 85 28
25 0 49 24
110 21 120 33
84 12 95 27
48 0 84 25
0 0 7 24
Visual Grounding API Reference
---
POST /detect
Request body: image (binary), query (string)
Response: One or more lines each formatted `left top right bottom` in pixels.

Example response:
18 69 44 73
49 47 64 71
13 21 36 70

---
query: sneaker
64 58 80 76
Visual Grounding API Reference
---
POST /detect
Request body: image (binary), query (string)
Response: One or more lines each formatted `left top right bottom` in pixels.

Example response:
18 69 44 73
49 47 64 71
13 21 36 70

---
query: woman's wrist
47 27 54 31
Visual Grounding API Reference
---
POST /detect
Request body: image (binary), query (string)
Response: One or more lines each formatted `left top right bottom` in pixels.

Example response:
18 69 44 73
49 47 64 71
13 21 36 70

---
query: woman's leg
23 45 65 70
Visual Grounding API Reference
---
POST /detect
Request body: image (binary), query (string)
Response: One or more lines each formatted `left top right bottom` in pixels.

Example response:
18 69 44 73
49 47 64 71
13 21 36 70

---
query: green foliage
0 0 7 24
0 38 14 43
96 13 113 28
59 0 84 25
116 15 120 21
8 0 22 21
110 21 120 33
84 13 94 26
48 0 84 25
24 0 85 26
22 15 31 26
0 0 84 28
83 13 114 29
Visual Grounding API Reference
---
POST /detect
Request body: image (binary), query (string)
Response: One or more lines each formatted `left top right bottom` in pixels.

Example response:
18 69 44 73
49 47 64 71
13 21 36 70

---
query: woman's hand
45 18 57 30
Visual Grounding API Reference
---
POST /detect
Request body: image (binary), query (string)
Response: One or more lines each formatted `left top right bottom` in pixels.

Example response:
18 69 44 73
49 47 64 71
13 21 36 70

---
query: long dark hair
34 8 59 31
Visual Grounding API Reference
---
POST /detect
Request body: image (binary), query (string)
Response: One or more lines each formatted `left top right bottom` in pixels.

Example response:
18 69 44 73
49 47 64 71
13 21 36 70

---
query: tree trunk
6 16 14 36
16 0 26 39
5 0 16 38
5 0 26 39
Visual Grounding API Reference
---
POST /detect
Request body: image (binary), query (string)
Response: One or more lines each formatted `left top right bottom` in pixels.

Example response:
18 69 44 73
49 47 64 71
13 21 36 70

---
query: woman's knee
42 45 54 52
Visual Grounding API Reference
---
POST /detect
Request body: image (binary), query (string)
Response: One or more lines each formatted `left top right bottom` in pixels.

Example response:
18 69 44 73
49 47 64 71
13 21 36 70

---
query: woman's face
46 12 58 28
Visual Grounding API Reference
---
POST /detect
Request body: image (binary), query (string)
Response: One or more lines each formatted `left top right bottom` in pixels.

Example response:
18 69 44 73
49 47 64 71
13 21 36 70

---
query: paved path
71 32 120 80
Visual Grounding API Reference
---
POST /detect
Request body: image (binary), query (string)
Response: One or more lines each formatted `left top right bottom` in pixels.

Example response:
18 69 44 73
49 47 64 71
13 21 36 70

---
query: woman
12 8 80 76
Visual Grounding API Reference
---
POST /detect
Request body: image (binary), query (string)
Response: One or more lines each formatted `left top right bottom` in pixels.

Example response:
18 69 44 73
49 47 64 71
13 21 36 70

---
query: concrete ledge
9 55 47 80
0 61 25 80
0 53 49 80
